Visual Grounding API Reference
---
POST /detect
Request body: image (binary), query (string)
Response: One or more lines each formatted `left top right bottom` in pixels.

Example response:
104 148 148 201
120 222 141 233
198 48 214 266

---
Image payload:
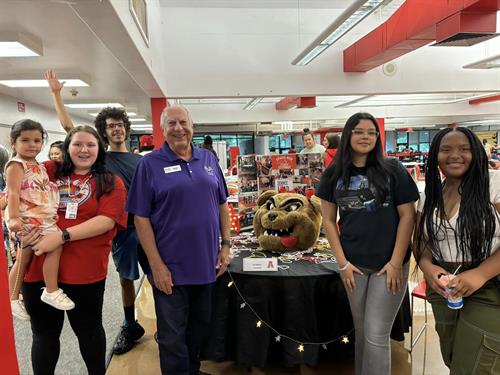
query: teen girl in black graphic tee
317 112 418 375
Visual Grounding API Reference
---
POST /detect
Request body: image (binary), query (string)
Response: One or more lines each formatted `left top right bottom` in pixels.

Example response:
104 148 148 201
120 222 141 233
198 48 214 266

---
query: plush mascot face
253 190 322 252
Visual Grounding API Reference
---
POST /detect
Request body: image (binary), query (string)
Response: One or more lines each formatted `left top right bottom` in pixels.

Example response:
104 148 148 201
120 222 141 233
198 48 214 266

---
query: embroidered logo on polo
56 177 92 211
204 165 215 176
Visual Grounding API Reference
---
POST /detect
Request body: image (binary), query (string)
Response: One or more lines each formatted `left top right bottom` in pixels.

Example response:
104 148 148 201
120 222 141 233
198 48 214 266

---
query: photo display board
236 153 324 230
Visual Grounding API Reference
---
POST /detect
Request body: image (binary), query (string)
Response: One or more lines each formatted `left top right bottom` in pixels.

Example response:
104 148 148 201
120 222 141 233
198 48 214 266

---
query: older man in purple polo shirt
126 106 231 375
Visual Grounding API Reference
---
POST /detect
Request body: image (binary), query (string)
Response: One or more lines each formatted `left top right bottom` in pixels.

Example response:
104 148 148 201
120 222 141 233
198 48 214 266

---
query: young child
415 127 500 374
7 119 75 320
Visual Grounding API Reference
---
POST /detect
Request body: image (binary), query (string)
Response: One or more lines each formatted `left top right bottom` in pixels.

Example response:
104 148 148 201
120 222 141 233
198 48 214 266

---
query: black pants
22 279 106 375
153 283 213 375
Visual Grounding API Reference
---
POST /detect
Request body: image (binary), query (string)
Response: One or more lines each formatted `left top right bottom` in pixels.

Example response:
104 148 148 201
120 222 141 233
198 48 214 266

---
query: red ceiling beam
275 96 316 110
469 93 500 104
343 0 500 72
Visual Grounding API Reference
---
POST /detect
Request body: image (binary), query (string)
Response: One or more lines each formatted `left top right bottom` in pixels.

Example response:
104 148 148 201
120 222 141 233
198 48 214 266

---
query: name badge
243 257 278 272
65 202 78 220
164 165 181 174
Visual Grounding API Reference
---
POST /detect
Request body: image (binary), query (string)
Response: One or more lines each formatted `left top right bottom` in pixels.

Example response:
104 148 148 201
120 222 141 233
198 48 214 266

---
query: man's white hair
160 106 193 129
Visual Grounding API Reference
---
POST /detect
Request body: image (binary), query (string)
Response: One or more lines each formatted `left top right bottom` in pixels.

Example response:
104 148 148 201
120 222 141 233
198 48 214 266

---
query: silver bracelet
338 261 351 271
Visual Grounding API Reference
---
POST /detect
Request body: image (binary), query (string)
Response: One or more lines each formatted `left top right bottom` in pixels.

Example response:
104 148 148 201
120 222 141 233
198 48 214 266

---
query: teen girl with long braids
20 125 127 375
415 127 500 374
317 112 419 375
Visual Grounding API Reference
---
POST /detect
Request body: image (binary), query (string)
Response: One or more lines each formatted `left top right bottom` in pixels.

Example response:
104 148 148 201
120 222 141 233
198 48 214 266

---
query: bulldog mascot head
253 190 322 252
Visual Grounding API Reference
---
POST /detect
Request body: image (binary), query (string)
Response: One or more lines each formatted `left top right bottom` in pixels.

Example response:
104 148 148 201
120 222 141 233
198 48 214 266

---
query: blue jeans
347 263 409 375
153 283 214 375
112 226 150 280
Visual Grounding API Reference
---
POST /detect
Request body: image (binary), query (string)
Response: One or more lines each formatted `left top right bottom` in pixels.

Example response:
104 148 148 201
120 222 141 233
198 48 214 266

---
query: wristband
221 239 231 248
61 229 71 243
338 261 350 271
388 262 402 270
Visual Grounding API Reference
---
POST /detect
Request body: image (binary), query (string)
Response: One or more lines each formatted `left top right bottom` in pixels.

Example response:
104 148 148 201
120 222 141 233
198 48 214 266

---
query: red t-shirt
24 161 127 284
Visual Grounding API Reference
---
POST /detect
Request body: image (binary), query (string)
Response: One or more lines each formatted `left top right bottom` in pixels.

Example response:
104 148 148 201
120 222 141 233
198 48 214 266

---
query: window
270 135 293 154
397 131 408 144
419 143 430 152
130 0 149 45
419 131 430 143
195 133 255 164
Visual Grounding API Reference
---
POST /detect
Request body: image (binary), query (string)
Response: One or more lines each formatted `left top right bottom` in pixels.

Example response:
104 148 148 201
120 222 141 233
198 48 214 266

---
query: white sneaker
11 299 30 321
40 288 75 311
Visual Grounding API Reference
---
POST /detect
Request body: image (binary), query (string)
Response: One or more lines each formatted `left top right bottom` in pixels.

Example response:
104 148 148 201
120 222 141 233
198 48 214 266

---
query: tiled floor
107 279 449 375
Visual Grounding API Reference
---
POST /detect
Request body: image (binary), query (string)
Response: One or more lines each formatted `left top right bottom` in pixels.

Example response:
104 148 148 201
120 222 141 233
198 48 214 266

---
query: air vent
431 33 499 47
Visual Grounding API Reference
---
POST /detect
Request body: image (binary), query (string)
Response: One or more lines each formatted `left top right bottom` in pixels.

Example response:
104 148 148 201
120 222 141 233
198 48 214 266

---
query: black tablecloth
202 250 410 368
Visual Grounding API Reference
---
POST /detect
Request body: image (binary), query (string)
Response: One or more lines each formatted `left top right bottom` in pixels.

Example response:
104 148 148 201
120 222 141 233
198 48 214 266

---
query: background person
22 125 127 375
300 129 326 154
200 135 218 159
139 134 155 155
482 138 493 160
415 127 500 374
48 141 64 163
323 133 340 168
317 112 419 375
126 106 231 375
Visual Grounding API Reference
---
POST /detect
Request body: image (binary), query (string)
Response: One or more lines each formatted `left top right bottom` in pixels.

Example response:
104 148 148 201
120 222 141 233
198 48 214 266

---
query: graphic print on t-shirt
55 177 92 211
336 175 389 212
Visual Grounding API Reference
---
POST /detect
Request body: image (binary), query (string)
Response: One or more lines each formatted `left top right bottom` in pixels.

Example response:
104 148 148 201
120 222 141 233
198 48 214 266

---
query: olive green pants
426 263 500 375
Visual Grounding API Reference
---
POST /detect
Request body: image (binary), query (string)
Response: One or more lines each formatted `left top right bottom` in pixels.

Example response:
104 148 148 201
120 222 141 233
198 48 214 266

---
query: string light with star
226 270 353 352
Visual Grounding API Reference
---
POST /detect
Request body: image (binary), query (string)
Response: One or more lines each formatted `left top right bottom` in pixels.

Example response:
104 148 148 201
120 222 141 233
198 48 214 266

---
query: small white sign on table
243 257 278 272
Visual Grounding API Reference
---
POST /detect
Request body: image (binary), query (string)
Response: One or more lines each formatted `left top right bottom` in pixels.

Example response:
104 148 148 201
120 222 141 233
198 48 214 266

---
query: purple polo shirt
126 143 228 285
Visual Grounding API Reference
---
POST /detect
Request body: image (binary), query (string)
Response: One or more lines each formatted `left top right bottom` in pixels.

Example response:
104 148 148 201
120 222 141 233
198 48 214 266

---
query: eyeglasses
352 129 379 137
105 122 125 130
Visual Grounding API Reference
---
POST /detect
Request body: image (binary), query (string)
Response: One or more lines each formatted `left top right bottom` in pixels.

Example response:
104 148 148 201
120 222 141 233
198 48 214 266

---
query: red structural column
0 211 20 375
150 98 168 150
377 118 386 154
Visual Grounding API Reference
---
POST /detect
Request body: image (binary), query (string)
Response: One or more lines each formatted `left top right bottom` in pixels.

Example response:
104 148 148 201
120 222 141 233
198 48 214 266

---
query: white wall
108 0 167 95
0 93 88 161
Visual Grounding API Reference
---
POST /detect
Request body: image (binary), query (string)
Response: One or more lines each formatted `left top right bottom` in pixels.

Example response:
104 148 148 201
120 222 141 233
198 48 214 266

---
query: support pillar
377 118 386 154
150 98 168 150
0 210 20 375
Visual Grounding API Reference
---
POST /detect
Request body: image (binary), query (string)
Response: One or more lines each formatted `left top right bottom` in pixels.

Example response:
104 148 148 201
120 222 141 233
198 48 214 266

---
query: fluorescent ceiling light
316 95 365 103
243 97 263 110
336 92 497 108
292 0 385 66
129 117 147 122
89 110 137 117
65 102 123 109
463 53 500 69
131 125 152 130
0 42 39 57
458 119 500 125
0 79 88 88
0 32 43 57
180 98 251 105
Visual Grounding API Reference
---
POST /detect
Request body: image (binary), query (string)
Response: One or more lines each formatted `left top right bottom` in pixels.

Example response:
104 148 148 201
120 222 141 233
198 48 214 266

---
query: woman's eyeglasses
352 129 379 137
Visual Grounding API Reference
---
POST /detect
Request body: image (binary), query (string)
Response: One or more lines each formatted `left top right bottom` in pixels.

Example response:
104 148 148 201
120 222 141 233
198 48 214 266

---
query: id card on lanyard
65 175 91 219
65 202 78 219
